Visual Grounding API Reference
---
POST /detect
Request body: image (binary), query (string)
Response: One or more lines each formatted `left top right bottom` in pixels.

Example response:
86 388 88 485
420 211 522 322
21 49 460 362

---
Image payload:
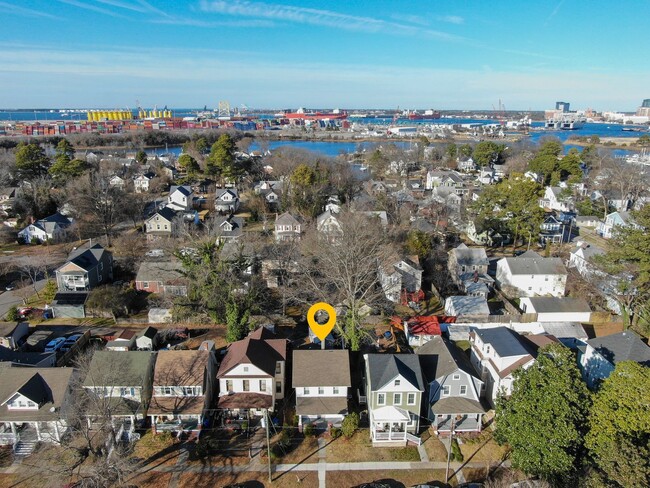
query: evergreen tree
14 143 50 180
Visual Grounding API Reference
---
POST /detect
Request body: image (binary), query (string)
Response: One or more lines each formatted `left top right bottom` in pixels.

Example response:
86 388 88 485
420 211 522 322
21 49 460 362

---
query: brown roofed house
216 327 287 415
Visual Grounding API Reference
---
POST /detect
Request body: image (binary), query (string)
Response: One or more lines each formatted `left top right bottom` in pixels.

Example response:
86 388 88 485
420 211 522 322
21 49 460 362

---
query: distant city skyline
1 1 648 111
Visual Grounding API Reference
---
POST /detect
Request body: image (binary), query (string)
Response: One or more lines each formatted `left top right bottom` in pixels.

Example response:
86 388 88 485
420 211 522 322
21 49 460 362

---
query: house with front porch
167 185 193 212
597 211 639 239
82 351 156 436
145 207 178 241
215 188 240 213
55 242 113 292
148 349 216 435
216 327 287 417
364 354 424 446
417 336 484 433
274 212 302 241
469 327 535 406
133 172 155 193
0 368 75 451
539 186 573 212
292 350 350 430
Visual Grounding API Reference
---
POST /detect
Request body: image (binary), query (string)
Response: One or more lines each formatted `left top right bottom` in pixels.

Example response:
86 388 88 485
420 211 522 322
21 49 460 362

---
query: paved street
0 279 48 319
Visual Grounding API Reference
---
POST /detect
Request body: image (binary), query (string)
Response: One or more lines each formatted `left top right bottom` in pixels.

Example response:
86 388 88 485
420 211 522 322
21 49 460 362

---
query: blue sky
1 0 648 110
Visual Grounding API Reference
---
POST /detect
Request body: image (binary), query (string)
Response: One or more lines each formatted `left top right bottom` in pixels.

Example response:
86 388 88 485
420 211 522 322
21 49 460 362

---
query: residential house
575 215 600 229
0 347 56 368
254 181 283 209
292 350 351 429
135 259 188 297
274 212 302 241
135 326 158 351
0 187 17 202
316 210 342 239
444 296 490 317
364 354 425 445
495 250 567 297
417 336 484 433
539 214 567 244
134 173 155 193
149 349 216 435
447 243 493 293
457 158 477 172
469 327 535 406
579 331 650 388
466 221 509 247
216 328 287 416
539 186 573 212
399 316 442 348
0 322 29 350
108 175 126 189
357 210 389 228
17 213 73 244
215 188 240 213
597 211 639 239
213 215 244 242
519 297 591 323
0 368 75 448
82 351 156 432
379 256 423 303
167 185 193 212
105 330 136 351
145 207 178 241
55 242 113 292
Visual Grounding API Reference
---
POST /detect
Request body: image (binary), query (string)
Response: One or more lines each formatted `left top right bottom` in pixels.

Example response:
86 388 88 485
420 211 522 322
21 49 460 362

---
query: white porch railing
0 433 16 446
374 431 406 441
405 432 421 445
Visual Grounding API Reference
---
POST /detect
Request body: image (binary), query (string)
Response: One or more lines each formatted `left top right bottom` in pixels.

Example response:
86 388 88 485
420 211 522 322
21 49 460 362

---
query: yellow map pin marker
307 302 337 341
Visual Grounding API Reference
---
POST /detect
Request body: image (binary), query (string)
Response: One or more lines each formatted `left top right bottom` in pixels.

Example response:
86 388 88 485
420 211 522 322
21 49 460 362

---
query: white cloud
58 0 128 18
434 15 464 25
0 1 62 20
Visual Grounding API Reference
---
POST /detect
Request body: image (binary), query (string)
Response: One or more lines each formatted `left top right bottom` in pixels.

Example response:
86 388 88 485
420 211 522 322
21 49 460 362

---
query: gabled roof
64 243 109 271
571 243 605 260
473 327 532 358
366 354 424 392
217 328 287 378
83 351 154 387
136 260 184 283
137 326 158 340
292 350 351 388
216 188 239 200
501 251 567 276
586 331 650 366
524 297 591 314
275 212 300 226
153 350 209 387
148 206 177 224
12 373 49 405
170 185 192 197
450 244 489 267
417 336 480 383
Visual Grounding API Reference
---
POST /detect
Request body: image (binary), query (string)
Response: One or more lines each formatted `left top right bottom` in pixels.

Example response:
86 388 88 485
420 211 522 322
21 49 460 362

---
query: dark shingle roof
83 351 154 388
587 331 650 366
450 244 489 267
292 350 351 388
217 329 287 378
67 243 108 271
502 251 567 276
366 354 424 391
524 297 591 314
417 336 479 382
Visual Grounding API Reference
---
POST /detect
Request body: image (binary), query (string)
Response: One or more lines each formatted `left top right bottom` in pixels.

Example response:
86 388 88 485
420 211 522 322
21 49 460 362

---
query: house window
243 380 250 392
442 385 450 396
275 363 281 375
226 380 233 392
304 387 310 395
243 366 249 372
460 385 467 395
394 379 401 386
259 380 266 392
318 387 325 395
162 387 173 396
276 381 281 393
156 224 160 230
377 393 386 405
393 393 402 405
120 387 136 397
407 393 416 405
333 387 340 395
453 374 460 380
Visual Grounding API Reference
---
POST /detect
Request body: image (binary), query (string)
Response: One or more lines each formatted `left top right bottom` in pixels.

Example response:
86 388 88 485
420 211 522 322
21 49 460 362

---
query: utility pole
445 417 456 484
265 409 272 482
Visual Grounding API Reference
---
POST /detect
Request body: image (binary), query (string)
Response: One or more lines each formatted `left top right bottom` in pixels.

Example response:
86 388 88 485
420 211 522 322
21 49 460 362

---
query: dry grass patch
422 433 449 462
131 431 180 467
275 435 320 464
128 471 173 488
326 469 449 487
458 432 510 464
463 467 489 482
180 470 319 488
326 431 420 463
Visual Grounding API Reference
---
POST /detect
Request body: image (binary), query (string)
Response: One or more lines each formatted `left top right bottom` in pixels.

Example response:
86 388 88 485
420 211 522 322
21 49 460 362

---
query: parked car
5 282 15 291
61 334 82 352
44 337 66 352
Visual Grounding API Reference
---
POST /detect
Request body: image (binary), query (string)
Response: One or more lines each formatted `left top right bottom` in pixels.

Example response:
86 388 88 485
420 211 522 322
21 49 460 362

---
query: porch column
53 421 60 442
9 422 16 437
388 422 392 440
34 422 41 441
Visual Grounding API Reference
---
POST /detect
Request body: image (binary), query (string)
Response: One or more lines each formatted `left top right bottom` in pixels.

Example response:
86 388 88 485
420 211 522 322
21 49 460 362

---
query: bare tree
297 211 395 350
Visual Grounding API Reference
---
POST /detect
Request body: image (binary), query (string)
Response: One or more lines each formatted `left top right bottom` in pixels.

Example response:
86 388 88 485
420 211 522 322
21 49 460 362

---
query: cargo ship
278 108 348 120
398 109 441 120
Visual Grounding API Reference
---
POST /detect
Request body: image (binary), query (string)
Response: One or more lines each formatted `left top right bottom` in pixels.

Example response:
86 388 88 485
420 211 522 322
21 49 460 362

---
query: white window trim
407 393 416 405
377 392 386 405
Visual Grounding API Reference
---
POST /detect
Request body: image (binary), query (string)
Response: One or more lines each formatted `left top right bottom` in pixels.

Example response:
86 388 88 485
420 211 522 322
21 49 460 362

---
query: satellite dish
49 407 56 413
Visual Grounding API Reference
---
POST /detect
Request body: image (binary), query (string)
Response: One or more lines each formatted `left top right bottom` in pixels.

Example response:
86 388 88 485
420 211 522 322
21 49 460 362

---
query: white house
292 350 351 428
579 331 650 389
495 250 567 298
17 213 74 244
274 212 302 241
215 188 240 213
417 336 484 433
519 297 591 322
216 328 287 416
108 175 126 189
0 322 29 350
379 256 423 303
444 296 490 317
133 173 155 193
539 186 573 212
316 210 342 239
469 327 535 406
167 185 193 212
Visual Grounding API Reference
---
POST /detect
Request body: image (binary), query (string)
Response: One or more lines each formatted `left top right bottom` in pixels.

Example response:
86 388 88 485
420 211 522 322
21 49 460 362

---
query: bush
6 306 19 322
341 412 360 438
330 427 342 439
303 424 315 437
451 438 464 462
42 280 58 303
